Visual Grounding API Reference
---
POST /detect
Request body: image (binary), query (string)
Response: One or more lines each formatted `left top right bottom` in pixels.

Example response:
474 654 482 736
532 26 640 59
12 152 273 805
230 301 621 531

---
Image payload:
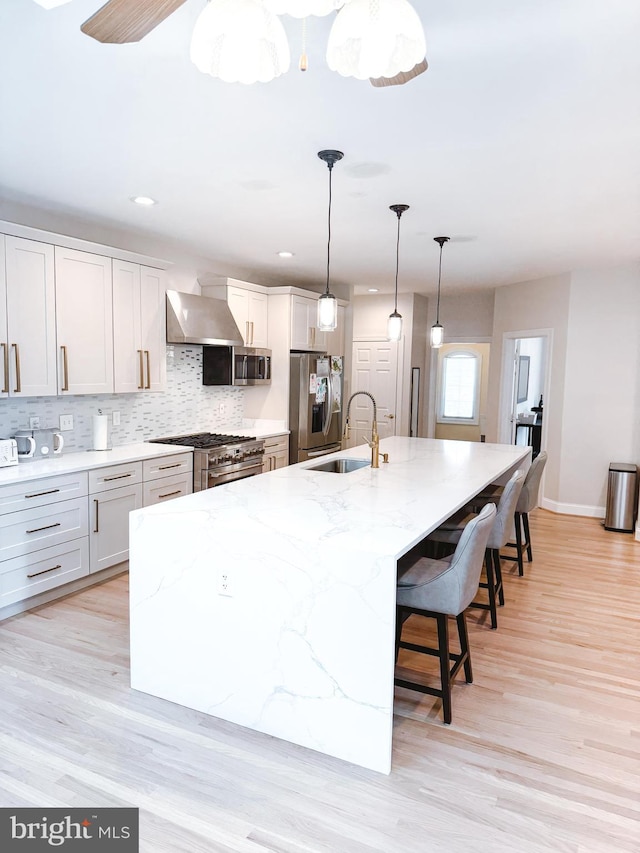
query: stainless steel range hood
166 290 244 346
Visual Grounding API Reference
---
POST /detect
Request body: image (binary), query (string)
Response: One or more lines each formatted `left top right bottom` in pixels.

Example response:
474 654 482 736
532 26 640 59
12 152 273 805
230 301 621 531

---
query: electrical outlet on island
217 569 233 597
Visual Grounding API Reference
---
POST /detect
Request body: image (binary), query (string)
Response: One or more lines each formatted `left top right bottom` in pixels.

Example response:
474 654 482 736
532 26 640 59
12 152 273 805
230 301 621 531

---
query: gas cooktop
149 432 256 449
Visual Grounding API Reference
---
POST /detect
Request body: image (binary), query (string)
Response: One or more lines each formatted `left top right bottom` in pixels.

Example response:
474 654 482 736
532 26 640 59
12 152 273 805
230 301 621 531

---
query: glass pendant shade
327 0 426 80
387 311 403 342
318 292 338 331
430 322 444 348
190 0 290 84
33 0 73 8
264 0 344 17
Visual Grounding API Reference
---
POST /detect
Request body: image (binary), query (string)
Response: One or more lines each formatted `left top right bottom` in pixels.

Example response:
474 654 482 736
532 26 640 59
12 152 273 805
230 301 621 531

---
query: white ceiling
1 0 639 298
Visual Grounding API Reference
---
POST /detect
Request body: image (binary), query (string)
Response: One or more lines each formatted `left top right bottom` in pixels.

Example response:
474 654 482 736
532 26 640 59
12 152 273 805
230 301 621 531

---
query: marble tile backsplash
0 346 244 451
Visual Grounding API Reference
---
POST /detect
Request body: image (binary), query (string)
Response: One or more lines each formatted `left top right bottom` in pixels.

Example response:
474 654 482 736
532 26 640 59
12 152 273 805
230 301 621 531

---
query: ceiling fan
66 0 428 86
80 0 188 44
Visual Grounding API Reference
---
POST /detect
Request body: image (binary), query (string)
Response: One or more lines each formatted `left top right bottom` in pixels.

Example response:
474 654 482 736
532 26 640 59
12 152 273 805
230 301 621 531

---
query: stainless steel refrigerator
289 353 343 464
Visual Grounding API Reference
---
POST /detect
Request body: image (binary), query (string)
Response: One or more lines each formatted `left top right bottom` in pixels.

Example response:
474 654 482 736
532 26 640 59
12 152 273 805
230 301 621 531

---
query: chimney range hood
166 290 244 346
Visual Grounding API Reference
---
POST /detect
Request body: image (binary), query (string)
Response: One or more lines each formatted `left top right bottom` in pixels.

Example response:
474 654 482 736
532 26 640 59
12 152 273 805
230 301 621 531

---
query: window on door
437 350 481 424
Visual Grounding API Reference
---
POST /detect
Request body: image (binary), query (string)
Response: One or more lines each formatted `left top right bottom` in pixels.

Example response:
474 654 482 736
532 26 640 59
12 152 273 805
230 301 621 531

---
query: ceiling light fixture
190 0 290 84
387 204 409 342
327 0 426 81
430 236 450 348
277 251 294 258
264 1 344 17
367 288 379 293
33 0 73 9
130 196 157 206
316 149 343 333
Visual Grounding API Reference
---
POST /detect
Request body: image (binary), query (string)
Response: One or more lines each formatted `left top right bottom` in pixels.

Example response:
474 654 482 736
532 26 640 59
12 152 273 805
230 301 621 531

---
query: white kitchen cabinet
227 285 269 348
0 471 89 610
290 295 327 352
261 435 289 473
55 246 114 395
0 236 58 398
89 461 143 573
142 452 193 506
323 305 346 357
113 260 167 393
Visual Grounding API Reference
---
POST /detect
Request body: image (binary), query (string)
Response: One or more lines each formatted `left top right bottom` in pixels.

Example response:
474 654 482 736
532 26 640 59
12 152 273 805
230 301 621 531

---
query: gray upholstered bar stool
395 502 496 724
426 469 526 629
471 452 548 577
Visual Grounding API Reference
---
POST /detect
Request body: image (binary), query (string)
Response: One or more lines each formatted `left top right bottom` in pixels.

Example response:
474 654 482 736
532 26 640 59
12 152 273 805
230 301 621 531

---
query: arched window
437 350 481 424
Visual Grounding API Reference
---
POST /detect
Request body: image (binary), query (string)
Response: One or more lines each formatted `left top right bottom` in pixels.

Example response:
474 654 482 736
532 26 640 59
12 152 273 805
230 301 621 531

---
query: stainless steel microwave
202 346 272 386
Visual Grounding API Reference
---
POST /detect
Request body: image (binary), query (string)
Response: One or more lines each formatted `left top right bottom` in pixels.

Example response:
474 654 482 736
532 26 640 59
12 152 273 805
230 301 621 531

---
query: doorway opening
498 330 552 458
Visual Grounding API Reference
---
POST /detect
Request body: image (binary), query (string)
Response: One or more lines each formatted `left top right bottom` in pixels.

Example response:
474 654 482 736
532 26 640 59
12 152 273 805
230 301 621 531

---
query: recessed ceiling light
367 288 379 293
130 196 157 206
277 251 294 258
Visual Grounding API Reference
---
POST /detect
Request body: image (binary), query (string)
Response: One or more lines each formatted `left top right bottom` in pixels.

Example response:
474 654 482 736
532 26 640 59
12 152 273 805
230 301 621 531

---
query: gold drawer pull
103 473 132 481
25 488 60 499
158 490 181 499
26 522 61 534
158 463 181 470
28 564 62 579
60 345 69 391
12 343 21 392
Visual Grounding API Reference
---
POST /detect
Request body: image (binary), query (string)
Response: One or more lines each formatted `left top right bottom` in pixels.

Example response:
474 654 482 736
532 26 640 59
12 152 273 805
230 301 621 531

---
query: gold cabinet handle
25 488 60 499
26 522 61 534
250 321 254 345
158 463 181 470
158 490 181 499
94 499 99 533
60 345 69 391
103 473 132 481
245 321 250 344
1 343 8 394
145 350 151 389
11 343 21 392
137 350 144 389
28 564 62 579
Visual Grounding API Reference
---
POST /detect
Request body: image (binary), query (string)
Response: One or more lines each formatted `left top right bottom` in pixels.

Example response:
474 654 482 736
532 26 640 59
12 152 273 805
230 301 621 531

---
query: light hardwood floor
0 510 638 852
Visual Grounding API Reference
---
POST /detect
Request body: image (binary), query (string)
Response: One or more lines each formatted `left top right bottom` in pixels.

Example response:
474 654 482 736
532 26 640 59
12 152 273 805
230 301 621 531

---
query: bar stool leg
523 512 533 561
436 613 452 724
514 511 525 576
457 612 473 683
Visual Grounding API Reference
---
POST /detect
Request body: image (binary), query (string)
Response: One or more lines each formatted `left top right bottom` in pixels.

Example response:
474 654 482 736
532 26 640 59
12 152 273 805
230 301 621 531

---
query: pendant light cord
436 241 443 323
394 211 401 312
326 163 333 297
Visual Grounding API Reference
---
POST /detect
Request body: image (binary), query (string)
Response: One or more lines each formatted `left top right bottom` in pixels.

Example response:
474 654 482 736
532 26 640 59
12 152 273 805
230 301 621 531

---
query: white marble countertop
0 442 193 487
129 437 530 775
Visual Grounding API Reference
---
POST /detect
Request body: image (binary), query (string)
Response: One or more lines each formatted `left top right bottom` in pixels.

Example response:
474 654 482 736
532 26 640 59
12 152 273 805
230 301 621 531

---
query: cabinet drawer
90 483 142 573
142 453 193 482
263 437 289 454
0 538 89 607
89 462 142 493
142 472 193 507
0 471 88 516
0 497 89 562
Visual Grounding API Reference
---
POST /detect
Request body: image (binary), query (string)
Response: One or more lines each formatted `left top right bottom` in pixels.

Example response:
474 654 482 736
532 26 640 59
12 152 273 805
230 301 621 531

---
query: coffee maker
12 427 64 462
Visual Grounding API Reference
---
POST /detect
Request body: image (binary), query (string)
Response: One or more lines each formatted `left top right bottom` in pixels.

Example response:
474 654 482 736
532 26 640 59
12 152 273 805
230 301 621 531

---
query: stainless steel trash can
604 463 637 532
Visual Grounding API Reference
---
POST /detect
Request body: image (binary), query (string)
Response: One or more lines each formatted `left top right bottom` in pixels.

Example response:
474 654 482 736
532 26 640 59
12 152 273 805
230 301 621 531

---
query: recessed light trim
367 288 379 292
277 251 294 258
130 196 157 206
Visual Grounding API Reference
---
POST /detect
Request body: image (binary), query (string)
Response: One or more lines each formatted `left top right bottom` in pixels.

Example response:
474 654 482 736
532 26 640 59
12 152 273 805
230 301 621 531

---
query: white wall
558 264 640 513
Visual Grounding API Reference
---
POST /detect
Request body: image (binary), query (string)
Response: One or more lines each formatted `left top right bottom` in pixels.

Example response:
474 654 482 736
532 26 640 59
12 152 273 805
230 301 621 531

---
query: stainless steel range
149 433 265 491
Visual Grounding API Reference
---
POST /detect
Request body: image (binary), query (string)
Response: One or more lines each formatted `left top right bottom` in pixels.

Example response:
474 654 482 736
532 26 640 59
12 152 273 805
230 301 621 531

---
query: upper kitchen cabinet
202 279 269 348
1 236 58 398
113 261 167 393
290 295 327 352
55 247 114 395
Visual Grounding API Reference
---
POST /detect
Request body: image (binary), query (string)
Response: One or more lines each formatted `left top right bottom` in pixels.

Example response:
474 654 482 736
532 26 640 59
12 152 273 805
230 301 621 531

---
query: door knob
385 414 395 420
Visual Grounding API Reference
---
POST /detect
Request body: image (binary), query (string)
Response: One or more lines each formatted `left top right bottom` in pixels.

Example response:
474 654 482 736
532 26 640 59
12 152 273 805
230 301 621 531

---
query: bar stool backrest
447 502 498 613
487 469 526 550
516 452 548 514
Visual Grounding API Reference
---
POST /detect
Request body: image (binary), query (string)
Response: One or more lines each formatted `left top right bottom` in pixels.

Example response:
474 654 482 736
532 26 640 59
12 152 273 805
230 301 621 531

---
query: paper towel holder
92 409 111 452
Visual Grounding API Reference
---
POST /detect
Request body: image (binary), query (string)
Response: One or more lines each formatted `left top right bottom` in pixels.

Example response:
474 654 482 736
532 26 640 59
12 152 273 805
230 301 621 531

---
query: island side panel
129 505 397 775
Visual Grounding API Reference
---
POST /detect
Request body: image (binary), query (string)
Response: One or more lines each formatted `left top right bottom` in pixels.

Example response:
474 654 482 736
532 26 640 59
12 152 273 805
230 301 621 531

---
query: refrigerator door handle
323 374 334 437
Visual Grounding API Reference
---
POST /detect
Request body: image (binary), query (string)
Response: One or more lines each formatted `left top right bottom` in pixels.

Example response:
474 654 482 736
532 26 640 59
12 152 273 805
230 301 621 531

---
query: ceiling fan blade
81 0 188 44
369 58 428 88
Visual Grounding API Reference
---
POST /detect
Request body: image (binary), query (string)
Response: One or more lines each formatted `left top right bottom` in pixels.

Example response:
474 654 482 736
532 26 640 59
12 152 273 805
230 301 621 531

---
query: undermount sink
308 458 370 474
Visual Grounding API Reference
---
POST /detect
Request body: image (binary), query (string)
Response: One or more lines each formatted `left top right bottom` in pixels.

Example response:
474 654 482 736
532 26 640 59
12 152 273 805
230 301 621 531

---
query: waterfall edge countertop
129 436 531 775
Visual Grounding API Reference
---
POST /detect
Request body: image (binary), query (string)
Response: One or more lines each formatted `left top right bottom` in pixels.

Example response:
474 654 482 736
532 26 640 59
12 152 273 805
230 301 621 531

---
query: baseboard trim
541 497 605 518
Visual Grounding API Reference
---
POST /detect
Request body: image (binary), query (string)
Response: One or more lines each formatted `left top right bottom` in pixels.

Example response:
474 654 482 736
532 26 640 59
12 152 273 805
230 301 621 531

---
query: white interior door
349 339 402 448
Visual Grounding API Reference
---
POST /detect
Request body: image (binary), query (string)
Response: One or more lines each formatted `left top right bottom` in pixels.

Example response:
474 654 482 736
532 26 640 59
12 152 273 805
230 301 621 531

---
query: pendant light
430 236 450 348
387 204 409 342
317 149 343 332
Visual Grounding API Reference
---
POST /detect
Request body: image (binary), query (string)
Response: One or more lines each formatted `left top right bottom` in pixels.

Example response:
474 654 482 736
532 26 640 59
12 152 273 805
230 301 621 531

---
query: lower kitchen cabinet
262 436 289 473
89 462 143 573
0 471 89 611
142 452 192 506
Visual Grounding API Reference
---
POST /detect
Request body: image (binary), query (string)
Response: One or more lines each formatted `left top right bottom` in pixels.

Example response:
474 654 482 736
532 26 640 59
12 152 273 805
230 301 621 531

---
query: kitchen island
129 436 530 774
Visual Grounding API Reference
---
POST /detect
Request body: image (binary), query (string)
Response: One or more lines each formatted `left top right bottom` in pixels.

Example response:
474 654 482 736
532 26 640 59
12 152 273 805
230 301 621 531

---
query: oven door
206 459 264 488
